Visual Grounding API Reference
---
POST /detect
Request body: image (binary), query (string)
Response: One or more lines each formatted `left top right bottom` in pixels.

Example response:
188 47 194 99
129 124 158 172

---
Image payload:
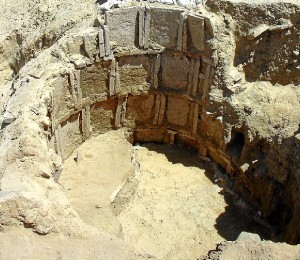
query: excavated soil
60 129 268 259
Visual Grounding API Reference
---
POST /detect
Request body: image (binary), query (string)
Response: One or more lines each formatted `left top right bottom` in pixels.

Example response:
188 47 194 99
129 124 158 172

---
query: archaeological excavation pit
0 0 300 259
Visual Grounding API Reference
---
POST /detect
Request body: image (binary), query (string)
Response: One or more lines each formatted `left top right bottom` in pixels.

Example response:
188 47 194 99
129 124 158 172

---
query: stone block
51 76 75 122
161 52 190 90
82 106 91 140
153 95 166 126
106 7 139 48
118 55 152 94
115 96 128 128
152 54 161 89
102 25 111 56
59 113 83 159
67 35 83 56
98 29 106 58
127 95 155 125
90 99 117 134
149 7 182 49
80 61 111 100
166 96 190 127
83 31 98 59
68 70 82 109
134 128 166 144
187 14 205 51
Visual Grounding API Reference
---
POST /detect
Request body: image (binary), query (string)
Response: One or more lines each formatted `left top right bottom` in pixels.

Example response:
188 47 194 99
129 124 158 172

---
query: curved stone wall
48 5 218 162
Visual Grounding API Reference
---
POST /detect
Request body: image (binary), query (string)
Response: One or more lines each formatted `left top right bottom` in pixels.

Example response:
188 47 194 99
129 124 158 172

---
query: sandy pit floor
60 129 266 260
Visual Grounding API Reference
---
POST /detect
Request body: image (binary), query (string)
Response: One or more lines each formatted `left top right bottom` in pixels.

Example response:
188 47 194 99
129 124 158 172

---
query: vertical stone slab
210 67 215 83
115 96 128 128
187 59 195 95
98 29 105 58
121 95 128 126
197 72 205 97
51 89 55 133
115 98 123 128
187 14 205 51
138 9 145 48
86 106 91 138
103 25 111 57
109 59 116 96
82 107 87 139
105 11 110 25
82 106 91 139
182 20 188 53
69 71 82 109
83 34 91 58
74 70 82 108
166 129 177 145
55 125 64 158
115 61 120 94
177 12 185 51
68 72 78 107
153 95 161 126
153 54 161 89
202 64 211 103
192 102 199 135
144 7 151 49
192 59 201 96
158 95 166 126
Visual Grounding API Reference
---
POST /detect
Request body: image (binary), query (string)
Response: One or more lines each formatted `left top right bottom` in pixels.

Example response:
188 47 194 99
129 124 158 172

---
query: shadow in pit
140 142 272 242
141 142 211 169
214 193 272 241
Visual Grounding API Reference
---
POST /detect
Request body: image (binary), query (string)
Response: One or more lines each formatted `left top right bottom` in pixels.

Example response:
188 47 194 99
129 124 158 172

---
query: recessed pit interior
59 129 270 259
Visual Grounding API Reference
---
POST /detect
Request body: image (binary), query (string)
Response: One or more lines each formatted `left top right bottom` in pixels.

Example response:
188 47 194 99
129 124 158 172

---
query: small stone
237 232 261 242
2 113 15 124
295 133 300 144
41 171 51 179
240 163 249 172
34 225 52 235
41 116 50 128
39 208 49 217
216 116 223 123
75 150 83 164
